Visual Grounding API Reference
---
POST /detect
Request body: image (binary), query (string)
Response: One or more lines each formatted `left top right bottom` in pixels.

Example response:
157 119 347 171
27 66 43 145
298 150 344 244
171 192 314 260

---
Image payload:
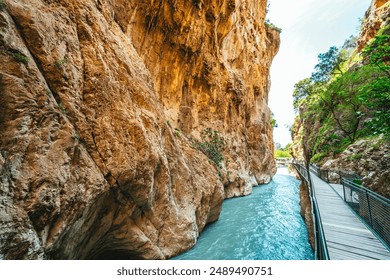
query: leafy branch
193 128 226 169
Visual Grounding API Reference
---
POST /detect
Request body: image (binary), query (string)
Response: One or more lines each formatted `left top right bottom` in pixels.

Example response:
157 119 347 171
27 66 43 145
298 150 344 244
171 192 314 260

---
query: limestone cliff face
117 0 279 194
357 0 390 52
0 0 279 259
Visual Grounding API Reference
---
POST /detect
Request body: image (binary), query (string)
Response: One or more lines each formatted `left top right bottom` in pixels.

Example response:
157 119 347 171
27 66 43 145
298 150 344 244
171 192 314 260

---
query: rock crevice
0 0 279 259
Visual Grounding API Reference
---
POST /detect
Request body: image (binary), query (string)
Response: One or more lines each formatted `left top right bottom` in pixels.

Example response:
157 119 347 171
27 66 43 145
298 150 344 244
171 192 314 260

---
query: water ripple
172 170 314 260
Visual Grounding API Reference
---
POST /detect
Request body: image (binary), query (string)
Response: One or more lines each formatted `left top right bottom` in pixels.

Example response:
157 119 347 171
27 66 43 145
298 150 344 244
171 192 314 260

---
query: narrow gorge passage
172 168 314 260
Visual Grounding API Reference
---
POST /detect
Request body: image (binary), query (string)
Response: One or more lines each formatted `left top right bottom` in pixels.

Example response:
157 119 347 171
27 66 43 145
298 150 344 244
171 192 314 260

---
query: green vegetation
72 132 81 141
347 153 363 161
13 52 29 64
311 153 325 163
274 143 292 159
57 103 67 115
194 128 226 168
54 57 67 68
0 0 4 10
274 149 290 158
265 19 282 33
174 127 181 137
311 46 346 82
293 24 390 163
270 112 278 127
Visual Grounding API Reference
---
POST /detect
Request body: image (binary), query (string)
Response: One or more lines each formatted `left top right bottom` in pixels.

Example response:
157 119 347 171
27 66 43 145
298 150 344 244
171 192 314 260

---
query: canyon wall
357 0 390 51
0 0 279 259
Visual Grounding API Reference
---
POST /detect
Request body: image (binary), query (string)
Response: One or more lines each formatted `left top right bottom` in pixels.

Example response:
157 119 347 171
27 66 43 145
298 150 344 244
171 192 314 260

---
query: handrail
341 178 390 248
293 163 330 260
309 164 361 184
342 179 390 205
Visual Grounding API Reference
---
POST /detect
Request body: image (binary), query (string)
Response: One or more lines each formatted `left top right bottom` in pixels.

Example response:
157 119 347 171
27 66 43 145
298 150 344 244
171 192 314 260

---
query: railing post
338 177 389 248
342 178 346 201
365 190 373 227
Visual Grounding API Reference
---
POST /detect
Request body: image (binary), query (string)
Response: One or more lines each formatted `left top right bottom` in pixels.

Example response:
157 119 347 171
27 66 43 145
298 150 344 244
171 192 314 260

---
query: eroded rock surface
0 0 279 259
357 0 390 51
321 137 390 198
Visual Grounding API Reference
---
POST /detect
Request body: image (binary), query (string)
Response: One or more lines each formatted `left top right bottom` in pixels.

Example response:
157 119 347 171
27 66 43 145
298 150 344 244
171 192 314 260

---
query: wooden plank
309 171 390 260
322 224 378 237
324 229 381 242
327 237 390 253
327 241 390 259
325 236 390 254
329 246 377 260
329 183 344 198
322 222 372 233
328 247 378 260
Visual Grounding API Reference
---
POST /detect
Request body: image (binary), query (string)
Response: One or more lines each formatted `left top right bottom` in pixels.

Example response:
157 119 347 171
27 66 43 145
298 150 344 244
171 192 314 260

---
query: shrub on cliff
194 128 226 169
265 19 282 33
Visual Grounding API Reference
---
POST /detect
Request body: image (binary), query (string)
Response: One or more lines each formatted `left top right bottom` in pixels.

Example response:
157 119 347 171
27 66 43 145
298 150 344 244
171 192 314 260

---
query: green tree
270 112 278 127
311 46 346 82
321 69 367 142
293 78 312 112
292 24 390 164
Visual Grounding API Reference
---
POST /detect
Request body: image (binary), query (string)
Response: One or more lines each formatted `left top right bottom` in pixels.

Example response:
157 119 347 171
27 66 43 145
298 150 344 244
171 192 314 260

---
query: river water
173 168 314 260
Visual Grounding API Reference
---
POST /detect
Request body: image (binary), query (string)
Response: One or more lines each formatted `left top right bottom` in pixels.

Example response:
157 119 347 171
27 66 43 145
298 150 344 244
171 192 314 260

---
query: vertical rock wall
357 0 390 51
115 0 279 194
0 0 279 259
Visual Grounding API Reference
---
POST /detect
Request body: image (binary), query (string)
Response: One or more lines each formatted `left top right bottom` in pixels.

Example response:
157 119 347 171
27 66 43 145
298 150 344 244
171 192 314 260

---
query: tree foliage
311 46 346 82
270 112 278 127
293 25 390 163
293 78 312 112
362 32 390 76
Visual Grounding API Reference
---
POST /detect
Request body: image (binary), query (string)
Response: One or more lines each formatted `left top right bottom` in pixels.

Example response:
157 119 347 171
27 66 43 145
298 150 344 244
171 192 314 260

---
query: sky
267 0 372 147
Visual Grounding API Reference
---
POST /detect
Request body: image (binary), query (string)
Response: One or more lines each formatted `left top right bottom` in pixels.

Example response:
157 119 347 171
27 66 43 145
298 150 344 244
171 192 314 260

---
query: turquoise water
173 169 314 260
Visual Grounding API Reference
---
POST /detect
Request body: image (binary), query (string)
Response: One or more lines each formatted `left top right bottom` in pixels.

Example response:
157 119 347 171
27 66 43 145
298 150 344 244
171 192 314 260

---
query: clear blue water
172 169 314 260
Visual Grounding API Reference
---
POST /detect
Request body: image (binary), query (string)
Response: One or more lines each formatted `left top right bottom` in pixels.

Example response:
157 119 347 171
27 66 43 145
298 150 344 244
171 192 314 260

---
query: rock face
298 180 314 249
321 137 390 198
357 0 390 52
0 0 279 259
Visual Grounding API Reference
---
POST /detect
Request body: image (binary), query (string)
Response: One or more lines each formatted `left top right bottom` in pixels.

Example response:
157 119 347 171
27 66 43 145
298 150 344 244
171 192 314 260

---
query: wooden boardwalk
311 172 390 260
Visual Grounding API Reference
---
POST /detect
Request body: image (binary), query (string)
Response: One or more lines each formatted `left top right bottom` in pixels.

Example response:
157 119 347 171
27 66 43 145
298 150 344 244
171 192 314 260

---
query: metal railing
342 178 390 248
338 170 361 183
309 165 329 182
293 163 330 260
310 165 360 184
